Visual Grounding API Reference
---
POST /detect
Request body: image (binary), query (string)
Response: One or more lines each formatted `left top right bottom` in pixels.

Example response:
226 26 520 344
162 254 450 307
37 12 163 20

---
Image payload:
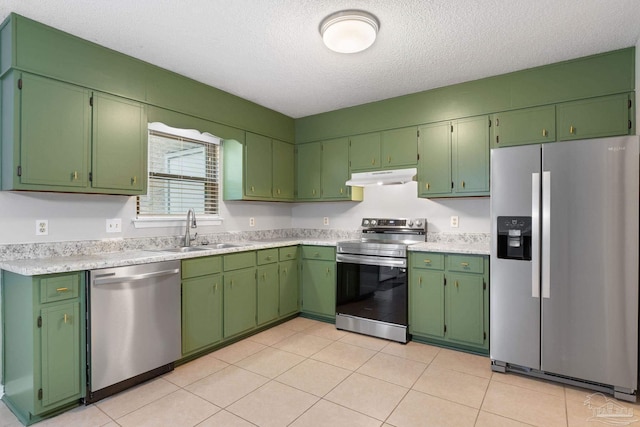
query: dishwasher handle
93 268 180 285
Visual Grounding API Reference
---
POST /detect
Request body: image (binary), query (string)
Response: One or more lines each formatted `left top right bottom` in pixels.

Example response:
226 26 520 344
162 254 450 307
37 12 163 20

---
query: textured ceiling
2 1 640 119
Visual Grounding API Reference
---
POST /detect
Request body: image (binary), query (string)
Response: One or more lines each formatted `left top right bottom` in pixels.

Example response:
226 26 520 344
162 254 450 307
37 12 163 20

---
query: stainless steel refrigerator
490 135 639 401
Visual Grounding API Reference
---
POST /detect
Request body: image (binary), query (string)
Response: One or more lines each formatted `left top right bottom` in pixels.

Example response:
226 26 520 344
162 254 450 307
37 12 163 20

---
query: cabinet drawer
279 246 298 261
224 251 256 271
301 246 335 261
257 248 278 265
411 253 445 270
40 273 80 303
447 255 484 274
182 256 222 279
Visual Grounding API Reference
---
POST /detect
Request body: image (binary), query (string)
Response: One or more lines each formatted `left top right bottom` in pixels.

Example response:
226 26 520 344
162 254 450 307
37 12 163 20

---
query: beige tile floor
2 317 639 426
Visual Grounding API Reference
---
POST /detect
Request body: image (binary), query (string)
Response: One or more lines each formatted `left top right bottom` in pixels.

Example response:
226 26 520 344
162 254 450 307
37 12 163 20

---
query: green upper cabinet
2 72 147 195
296 142 322 200
245 132 273 199
349 132 380 171
91 92 147 193
491 105 556 148
452 115 490 195
556 93 633 141
348 127 417 173
18 73 90 189
272 139 294 200
380 126 418 169
321 138 351 199
418 116 489 198
417 122 451 197
223 133 294 202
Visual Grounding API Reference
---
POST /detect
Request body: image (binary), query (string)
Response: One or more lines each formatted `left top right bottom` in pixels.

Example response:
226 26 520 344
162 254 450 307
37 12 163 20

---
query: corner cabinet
223 132 294 202
181 256 223 356
1 72 147 195
418 116 490 198
2 271 84 425
300 245 336 321
409 252 489 354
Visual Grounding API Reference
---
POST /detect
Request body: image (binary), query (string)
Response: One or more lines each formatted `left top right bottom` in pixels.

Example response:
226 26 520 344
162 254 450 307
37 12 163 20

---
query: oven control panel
361 218 427 230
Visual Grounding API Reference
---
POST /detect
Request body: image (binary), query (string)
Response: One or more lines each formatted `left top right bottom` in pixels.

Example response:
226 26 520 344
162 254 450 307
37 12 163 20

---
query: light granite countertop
0 239 337 276
0 231 491 276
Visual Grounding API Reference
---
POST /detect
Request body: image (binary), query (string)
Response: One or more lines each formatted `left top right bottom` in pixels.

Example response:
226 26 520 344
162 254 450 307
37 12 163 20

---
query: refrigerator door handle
542 171 551 299
531 172 540 298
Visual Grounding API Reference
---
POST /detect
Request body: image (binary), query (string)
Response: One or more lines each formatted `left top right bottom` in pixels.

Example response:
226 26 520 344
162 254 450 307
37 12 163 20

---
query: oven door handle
336 253 407 268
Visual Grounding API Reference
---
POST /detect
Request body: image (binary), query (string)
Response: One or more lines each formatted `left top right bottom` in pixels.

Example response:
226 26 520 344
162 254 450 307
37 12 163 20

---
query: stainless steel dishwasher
86 260 181 403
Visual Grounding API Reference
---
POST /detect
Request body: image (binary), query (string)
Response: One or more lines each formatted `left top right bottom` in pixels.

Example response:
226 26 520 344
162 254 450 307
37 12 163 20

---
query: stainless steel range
336 218 427 343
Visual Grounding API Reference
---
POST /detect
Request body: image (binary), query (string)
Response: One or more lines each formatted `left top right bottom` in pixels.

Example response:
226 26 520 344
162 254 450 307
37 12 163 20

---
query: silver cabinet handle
93 268 179 285
531 172 540 298
542 171 551 299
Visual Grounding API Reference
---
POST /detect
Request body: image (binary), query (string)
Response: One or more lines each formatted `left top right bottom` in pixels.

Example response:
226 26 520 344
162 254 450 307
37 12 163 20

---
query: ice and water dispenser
497 216 532 260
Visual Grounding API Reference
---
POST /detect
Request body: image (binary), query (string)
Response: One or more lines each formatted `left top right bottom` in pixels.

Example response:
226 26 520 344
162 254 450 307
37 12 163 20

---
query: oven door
336 253 408 326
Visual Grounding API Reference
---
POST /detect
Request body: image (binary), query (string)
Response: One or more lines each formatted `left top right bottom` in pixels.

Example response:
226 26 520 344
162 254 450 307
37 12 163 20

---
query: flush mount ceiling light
320 10 379 54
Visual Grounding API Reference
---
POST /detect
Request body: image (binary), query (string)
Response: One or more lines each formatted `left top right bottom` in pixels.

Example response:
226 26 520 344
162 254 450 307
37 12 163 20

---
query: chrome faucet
183 209 198 247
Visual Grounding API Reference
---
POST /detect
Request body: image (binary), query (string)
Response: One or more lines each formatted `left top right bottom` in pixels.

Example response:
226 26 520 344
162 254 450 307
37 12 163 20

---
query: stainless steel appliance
336 218 427 343
490 136 639 401
86 261 181 403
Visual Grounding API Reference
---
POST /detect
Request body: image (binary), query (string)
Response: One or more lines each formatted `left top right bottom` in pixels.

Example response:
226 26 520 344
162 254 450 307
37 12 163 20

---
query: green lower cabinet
181 274 223 356
279 259 299 317
446 273 485 347
223 268 257 338
409 252 489 354
300 246 336 321
257 264 279 325
2 271 84 425
409 270 445 338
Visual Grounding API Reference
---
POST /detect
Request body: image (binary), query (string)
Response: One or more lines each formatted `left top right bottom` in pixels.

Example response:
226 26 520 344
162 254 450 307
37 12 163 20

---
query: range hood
346 168 417 187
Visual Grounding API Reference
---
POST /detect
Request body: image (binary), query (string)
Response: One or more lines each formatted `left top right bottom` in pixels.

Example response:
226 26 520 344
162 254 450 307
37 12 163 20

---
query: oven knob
415 219 423 227
370 219 377 226
407 220 414 227
363 219 369 226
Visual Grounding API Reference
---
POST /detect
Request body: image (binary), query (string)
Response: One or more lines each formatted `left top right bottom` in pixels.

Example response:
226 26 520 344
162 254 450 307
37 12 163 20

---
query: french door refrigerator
490 135 639 401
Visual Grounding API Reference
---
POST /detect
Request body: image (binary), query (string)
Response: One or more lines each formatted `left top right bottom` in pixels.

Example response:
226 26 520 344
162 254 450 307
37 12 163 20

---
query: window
137 123 220 217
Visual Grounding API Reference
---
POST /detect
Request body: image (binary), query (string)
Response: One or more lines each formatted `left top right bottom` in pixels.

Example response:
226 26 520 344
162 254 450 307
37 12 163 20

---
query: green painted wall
295 48 635 143
0 13 294 142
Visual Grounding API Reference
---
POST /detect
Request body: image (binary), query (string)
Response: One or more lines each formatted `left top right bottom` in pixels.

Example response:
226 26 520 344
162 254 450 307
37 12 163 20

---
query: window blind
137 130 220 216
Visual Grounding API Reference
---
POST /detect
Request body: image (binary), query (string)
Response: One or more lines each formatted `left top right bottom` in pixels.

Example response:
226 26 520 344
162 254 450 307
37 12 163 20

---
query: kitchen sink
154 246 211 253
150 242 253 253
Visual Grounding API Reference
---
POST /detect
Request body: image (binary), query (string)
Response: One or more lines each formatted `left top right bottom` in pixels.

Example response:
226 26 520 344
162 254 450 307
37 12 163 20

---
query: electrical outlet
450 216 459 228
36 219 48 236
106 218 122 233
323 217 329 225
249 217 255 227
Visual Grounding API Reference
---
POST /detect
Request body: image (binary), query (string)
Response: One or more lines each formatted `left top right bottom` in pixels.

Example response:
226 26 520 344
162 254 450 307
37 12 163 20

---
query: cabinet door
296 142 321 199
381 127 418 168
410 270 445 338
245 132 273 198
20 74 90 188
92 92 147 193
301 259 335 318
453 116 489 195
40 301 81 408
349 133 380 171
272 139 294 200
557 93 631 141
446 273 485 346
257 264 279 325
492 105 556 148
321 138 350 199
223 268 257 338
417 122 452 197
279 259 299 317
182 274 222 355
